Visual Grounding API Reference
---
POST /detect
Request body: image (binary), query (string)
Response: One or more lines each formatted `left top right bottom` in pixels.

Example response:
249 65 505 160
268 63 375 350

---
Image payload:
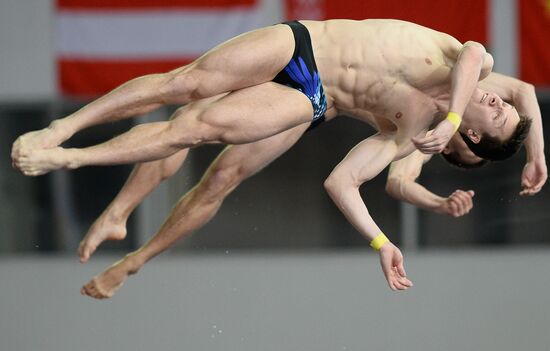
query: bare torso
302 19 463 156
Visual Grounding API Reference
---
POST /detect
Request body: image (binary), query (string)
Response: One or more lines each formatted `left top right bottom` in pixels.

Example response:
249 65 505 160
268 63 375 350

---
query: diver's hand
520 157 547 196
437 190 475 217
378 242 413 291
412 119 456 154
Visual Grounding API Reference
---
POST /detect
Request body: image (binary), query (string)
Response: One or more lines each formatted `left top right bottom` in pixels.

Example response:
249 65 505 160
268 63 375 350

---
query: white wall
1 249 549 351
0 0 56 101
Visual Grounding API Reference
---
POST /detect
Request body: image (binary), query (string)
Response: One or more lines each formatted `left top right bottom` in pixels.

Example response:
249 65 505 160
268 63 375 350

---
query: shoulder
433 31 464 60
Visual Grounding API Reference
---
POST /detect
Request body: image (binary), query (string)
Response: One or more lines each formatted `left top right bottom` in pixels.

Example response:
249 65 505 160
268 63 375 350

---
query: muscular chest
334 78 438 134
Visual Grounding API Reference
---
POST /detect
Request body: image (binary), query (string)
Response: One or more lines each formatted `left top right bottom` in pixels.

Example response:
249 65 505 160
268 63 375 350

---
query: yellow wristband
446 112 462 133
370 233 390 251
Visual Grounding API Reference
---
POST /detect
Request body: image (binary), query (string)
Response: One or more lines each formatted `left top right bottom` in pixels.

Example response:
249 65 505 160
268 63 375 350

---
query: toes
79 243 96 263
81 279 110 299
81 284 93 297
77 242 87 261
23 169 42 177
77 243 84 261
78 250 89 264
93 285 108 299
80 250 90 264
85 284 101 299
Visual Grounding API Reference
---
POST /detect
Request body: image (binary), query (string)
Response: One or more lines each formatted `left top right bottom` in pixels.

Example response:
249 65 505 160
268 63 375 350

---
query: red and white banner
519 0 550 86
57 0 548 96
56 0 264 96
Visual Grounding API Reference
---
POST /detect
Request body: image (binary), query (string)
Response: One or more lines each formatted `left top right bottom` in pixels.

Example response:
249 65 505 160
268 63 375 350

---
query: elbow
385 177 401 198
520 82 536 95
324 171 356 200
323 174 339 199
462 41 488 68
512 82 536 104
464 41 487 56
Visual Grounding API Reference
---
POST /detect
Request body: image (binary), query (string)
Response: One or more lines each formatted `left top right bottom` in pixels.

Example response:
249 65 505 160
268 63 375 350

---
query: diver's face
462 89 520 142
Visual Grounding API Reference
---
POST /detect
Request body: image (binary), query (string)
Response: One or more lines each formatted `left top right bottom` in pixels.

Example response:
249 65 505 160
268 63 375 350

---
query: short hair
440 152 489 169
460 115 532 161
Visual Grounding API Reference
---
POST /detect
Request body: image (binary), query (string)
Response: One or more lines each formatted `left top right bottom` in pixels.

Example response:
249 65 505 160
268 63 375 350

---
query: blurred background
0 1 549 350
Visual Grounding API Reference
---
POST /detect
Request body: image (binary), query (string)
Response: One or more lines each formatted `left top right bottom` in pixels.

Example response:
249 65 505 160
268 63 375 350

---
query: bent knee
199 164 245 200
159 151 188 181
159 69 203 103
167 113 220 148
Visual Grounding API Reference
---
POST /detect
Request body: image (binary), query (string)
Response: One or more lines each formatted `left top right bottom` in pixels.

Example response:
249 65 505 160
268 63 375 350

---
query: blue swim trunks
273 21 328 131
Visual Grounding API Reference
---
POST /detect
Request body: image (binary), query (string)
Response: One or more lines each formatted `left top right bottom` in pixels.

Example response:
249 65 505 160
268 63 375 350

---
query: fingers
397 262 407 277
380 252 401 291
412 120 455 154
520 186 542 196
521 177 533 189
11 138 21 157
394 263 412 289
11 139 23 169
411 136 446 154
395 277 413 290
534 178 547 190
448 197 464 216
455 190 473 210
445 197 459 217
447 190 474 217
530 176 547 194
387 267 413 291
520 165 547 196
520 179 544 195
380 248 413 292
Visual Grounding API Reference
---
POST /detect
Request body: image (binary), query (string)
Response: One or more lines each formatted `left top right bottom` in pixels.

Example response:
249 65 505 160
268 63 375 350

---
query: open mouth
480 93 488 103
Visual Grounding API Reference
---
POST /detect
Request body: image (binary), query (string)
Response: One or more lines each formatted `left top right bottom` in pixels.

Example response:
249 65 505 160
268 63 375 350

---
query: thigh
170 93 228 118
196 82 314 144
171 24 295 96
213 122 310 179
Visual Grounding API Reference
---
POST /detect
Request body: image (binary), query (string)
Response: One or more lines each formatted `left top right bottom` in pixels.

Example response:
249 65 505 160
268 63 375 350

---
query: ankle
124 252 146 275
63 148 81 170
103 206 129 226
49 119 74 142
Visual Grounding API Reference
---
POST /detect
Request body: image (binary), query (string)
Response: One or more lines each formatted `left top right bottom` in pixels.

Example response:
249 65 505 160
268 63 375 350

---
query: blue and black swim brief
273 20 328 131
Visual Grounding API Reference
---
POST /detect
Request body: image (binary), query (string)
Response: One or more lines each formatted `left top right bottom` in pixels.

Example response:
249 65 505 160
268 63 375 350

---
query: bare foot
12 124 69 159
14 147 74 176
81 255 142 299
78 211 128 263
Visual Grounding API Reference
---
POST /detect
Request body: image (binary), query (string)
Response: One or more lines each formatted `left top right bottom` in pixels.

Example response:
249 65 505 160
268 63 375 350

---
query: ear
442 145 451 154
466 129 481 144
